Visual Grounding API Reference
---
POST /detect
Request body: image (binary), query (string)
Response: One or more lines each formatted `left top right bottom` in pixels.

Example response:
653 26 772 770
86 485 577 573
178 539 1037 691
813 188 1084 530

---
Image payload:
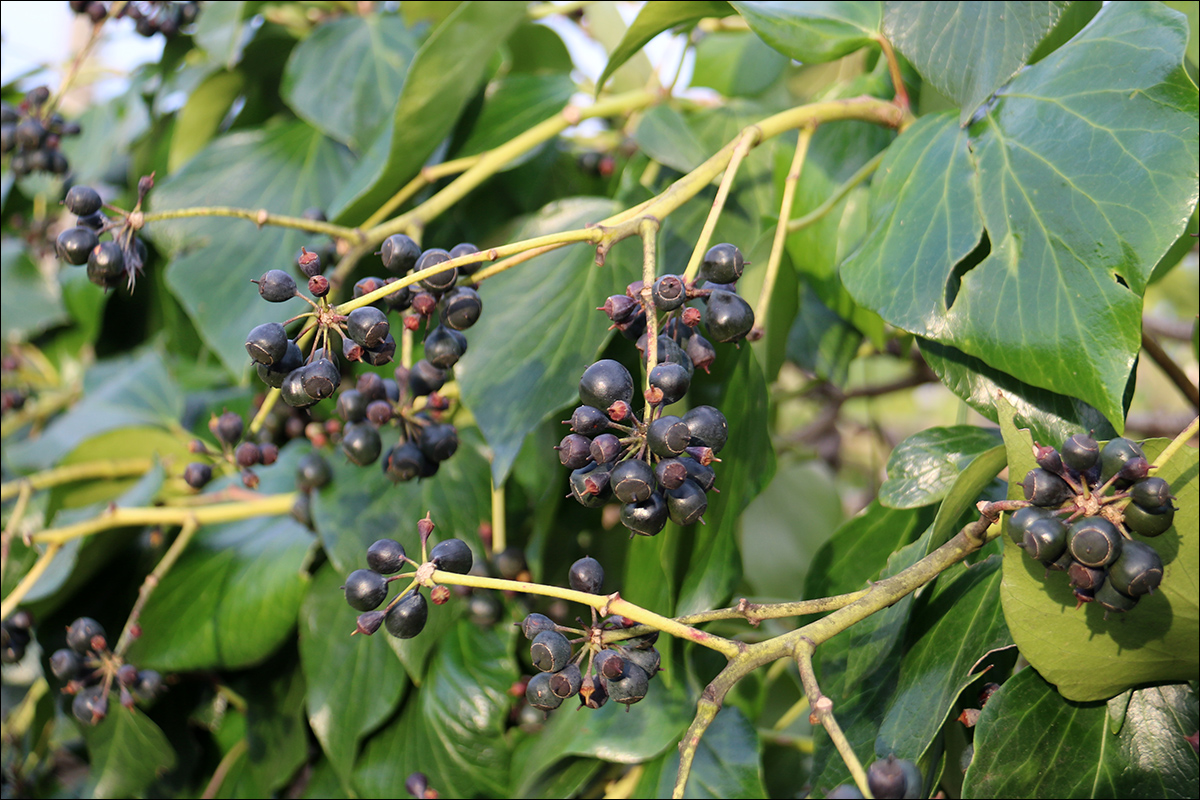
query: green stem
491 479 507 556
115 517 200 656
1 542 61 619
139 206 361 242
30 494 296 545
429 570 743 659
640 217 661 390
787 149 883 233
682 130 758 283
795 639 874 798
1 458 156 501
754 126 814 336
1151 415 1199 473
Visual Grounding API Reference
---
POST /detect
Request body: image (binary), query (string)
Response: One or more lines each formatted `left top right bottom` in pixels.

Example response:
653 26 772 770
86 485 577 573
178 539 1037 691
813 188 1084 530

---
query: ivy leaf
281 14 420 151
455 198 641 485
82 708 176 799
126 445 315 671
883 1 1070 124
1 239 67 341
876 556 1013 762
452 73 576 166
151 122 354 378
510 681 691 796
596 1 734 95
353 622 516 798
310 428 491 576
6 349 183 471
299 563 408 785
963 670 1199 798
918 338 1120 446
843 1 1199 429
997 396 1199 701
330 2 526 223
879 426 1003 509
730 1 882 63
655 706 767 798
690 30 788 98
634 105 710 174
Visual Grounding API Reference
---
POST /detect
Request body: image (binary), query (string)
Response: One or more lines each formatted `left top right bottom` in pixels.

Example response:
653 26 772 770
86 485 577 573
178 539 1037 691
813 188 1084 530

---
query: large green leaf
6 349 183 471
876 556 1012 761
691 30 788 98
843 2 1200 429
634 105 711 174
126 447 315 671
596 1 734 95
151 122 354 378
963 670 1199 798
309 428 492 577
452 73 576 164
82 707 177 799
510 681 692 796
730 1 882 63
918 338 1119 447
785 282 862 389
57 82 151 187
1 239 67 341
331 2 526 223
883 1 1070 124
353 622 517 798
455 198 641 485
281 14 420 151
655 706 768 798
997 398 1199 701
676 345 775 615
299 563 409 787
218 659 310 798
879 426 1002 509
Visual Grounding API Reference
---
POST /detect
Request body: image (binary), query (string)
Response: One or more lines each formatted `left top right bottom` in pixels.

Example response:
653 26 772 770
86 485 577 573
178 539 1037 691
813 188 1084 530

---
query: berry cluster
1 87 79 177
246 234 483 484
55 177 154 289
1 611 35 664
342 516 474 639
182 410 280 491
522 557 662 712
561 244 750 536
48 617 164 726
1009 435 1175 615
70 0 201 36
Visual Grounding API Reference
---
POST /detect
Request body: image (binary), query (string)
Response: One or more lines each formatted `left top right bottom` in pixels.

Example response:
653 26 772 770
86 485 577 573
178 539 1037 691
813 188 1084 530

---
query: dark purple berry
700 243 744 283
344 569 388 611
253 269 297 302
568 556 604 594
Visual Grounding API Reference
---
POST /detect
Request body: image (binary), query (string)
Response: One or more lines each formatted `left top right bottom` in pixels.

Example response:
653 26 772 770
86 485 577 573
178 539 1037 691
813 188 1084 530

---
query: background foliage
1 2 1198 798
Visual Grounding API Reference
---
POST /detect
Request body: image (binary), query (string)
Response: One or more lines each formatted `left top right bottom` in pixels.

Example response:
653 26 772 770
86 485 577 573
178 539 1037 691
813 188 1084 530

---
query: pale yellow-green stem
30 494 296 545
681 130 759 284
1 458 155 502
114 516 200 656
754 126 814 333
639 217 662 390
360 154 483 229
1 542 61 619
139 205 360 243
788 149 883 233
490 480 507 556
1150 415 1198 472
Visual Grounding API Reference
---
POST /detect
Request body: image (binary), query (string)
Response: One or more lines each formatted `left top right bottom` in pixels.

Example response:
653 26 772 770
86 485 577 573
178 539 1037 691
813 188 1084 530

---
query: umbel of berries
523 558 663 713
561 357 727 537
1009 434 1172 615
48 616 165 726
343 515 474 639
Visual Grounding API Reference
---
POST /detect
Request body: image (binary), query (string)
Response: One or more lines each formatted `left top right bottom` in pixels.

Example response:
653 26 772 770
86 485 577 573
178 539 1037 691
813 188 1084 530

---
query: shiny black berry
611 459 656 503
1094 580 1138 614
647 416 690 458
588 433 621 465
521 613 557 640
416 248 456 291
342 422 382 466
1130 477 1173 512
703 289 754 343
683 406 728 452
649 362 690 405
65 185 103 216
245 322 289 366
366 539 407 574
531 630 572 672
606 662 650 707
569 405 609 437
700 243 744 284
430 538 472 574
381 233 421 275
385 590 428 638
1021 516 1068 563
384 442 427 483
50 648 83 681
301 358 341 400
347 307 390 349
296 452 332 491
440 287 482 330
344 569 388 611
1021 468 1073 507
652 274 687 311
86 240 125 287
1068 517 1122 568
620 491 669 536
1008 505 1055 545
579 360 634 411
1123 501 1174 537
184 462 213 489
568 556 604 594
666 479 707 526
423 325 467 369
56 226 99 265
1062 434 1100 472
418 423 459 463
66 617 106 654
526 671 564 711
254 269 297 302
1107 540 1163 597
408 359 446 396
866 755 922 799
